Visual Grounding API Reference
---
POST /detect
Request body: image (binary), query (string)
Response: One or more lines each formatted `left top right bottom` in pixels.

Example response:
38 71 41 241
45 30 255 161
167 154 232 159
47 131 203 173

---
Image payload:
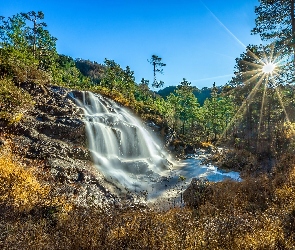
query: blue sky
1 0 261 89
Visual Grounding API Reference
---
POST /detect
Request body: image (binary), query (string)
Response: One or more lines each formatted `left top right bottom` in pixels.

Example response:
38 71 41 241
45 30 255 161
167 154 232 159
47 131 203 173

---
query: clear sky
1 0 262 89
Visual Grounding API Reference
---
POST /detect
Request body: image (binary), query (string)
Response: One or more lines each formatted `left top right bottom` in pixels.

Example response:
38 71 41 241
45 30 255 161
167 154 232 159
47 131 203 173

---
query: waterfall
71 91 173 192
69 90 240 202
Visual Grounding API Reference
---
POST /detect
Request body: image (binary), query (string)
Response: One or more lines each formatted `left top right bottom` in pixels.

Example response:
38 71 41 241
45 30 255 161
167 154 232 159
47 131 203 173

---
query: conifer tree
175 78 199 134
252 0 295 79
148 54 166 89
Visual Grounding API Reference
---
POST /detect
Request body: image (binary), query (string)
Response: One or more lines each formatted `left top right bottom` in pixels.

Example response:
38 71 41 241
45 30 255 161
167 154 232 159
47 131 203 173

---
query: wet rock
55 117 83 127
165 129 176 147
184 144 196 154
146 121 161 131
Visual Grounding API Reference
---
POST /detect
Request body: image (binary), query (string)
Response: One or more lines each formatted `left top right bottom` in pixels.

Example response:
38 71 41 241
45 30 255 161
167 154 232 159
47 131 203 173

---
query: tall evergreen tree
148 54 166 89
20 11 47 56
252 0 295 79
21 11 57 71
175 78 199 134
0 11 58 80
202 82 219 141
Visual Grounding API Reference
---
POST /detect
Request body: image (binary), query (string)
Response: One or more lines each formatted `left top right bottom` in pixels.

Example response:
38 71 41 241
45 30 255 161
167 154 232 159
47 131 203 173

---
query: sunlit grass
0 148 49 211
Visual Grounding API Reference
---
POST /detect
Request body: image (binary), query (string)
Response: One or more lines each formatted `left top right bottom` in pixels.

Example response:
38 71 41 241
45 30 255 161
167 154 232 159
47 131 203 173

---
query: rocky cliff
1 83 120 207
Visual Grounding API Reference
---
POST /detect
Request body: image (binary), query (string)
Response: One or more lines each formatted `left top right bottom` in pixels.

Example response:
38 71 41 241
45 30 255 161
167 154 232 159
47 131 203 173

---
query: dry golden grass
1 137 295 249
0 148 49 211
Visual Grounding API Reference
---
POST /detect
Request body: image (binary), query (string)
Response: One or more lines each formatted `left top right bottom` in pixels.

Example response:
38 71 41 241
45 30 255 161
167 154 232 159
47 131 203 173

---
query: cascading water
72 91 173 192
70 90 240 201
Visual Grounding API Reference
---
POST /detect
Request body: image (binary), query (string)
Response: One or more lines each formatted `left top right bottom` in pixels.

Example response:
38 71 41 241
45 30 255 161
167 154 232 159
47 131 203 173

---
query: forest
1 1 295 249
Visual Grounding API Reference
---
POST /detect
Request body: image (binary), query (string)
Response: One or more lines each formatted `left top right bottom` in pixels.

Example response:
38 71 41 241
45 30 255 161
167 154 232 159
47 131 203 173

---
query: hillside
1 10 295 249
1 82 295 249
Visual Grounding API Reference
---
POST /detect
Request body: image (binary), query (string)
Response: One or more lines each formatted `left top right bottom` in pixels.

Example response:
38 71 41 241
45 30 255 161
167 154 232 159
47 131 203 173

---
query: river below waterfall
70 91 240 204
145 152 240 206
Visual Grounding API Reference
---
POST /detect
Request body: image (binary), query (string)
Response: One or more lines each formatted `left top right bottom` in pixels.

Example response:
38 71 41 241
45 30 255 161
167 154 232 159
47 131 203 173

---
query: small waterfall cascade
71 91 173 191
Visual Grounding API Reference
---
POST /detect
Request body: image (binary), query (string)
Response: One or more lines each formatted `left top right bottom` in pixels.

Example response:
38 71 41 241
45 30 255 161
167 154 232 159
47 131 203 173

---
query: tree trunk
153 62 156 84
267 91 272 155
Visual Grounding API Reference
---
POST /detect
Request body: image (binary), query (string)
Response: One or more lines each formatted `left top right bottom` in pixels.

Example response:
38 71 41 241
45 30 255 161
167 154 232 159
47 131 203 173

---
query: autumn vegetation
1 140 295 249
1 2 295 248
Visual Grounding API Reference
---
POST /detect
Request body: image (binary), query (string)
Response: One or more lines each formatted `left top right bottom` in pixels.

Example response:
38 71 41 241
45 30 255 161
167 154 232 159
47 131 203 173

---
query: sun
262 62 276 74
219 43 291 144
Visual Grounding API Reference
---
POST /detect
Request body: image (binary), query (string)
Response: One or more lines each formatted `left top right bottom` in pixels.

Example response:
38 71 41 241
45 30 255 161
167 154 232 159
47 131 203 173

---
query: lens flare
262 62 276 74
218 43 295 147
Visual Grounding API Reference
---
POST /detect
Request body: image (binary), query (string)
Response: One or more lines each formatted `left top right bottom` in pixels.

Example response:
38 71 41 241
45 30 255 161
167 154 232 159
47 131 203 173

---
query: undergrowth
0 78 33 124
0 149 49 211
0 138 295 249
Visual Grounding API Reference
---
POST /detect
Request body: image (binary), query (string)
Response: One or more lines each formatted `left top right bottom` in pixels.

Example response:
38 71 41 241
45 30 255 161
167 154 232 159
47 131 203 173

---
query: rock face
5 83 119 207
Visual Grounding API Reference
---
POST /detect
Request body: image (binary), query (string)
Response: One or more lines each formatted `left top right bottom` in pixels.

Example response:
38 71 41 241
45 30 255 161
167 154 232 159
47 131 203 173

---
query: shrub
212 148 258 174
0 78 33 124
0 148 49 211
0 47 52 85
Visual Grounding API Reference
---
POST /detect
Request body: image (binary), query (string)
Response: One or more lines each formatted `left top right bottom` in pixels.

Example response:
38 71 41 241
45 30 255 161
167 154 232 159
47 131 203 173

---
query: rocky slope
1 83 120 207
1 82 200 209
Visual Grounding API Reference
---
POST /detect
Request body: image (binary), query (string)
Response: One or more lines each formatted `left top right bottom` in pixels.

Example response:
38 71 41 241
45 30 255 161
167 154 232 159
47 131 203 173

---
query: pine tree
148 54 166 89
252 0 295 79
175 78 199 135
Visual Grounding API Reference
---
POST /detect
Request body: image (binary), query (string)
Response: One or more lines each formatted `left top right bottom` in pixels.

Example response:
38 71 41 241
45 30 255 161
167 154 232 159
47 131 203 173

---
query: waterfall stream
71 91 239 200
72 91 173 192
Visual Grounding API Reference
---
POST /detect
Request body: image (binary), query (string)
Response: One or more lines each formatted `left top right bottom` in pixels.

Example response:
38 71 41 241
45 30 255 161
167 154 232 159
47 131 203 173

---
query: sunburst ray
219 72 266 141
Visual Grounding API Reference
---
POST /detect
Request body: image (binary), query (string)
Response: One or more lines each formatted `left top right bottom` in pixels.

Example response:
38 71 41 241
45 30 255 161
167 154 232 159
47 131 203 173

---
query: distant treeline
157 85 222 106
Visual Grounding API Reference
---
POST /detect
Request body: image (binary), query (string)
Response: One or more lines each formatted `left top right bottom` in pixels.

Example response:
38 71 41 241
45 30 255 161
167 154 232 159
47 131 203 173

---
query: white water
72 91 174 192
71 91 239 199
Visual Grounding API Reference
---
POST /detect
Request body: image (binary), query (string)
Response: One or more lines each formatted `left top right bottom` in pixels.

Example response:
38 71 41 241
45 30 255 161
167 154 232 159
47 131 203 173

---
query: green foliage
166 92 181 129
201 84 235 141
148 54 166 89
0 11 58 84
252 0 295 81
21 11 58 71
99 59 138 101
163 80 235 143
75 58 104 84
158 85 218 106
0 78 33 123
175 78 200 134
54 54 92 88
0 14 28 49
134 78 152 101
